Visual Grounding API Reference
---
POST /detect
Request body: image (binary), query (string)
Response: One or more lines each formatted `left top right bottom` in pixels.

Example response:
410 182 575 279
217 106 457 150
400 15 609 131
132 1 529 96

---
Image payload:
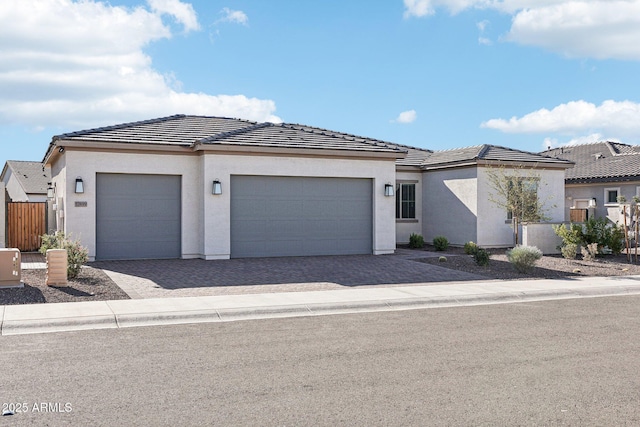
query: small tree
486 165 552 245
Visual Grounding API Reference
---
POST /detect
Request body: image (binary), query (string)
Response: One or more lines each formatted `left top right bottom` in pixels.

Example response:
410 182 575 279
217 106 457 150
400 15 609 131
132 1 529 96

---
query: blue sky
2 0 640 168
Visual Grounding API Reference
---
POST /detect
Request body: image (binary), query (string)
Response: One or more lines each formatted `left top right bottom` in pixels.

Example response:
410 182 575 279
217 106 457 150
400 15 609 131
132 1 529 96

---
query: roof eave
194 143 405 160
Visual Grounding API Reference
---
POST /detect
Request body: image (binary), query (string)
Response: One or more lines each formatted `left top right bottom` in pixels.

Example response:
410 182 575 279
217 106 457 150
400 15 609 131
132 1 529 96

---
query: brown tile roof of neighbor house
1 160 50 195
421 144 573 169
47 115 407 158
541 141 640 183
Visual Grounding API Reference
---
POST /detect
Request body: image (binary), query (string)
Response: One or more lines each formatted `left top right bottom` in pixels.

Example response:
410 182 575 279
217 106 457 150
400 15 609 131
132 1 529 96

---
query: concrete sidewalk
2 275 640 336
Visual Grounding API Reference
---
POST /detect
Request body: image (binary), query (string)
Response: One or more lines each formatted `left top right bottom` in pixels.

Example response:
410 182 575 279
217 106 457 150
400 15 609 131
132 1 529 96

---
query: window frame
604 187 620 206
505 176 539 221
395 182 417 220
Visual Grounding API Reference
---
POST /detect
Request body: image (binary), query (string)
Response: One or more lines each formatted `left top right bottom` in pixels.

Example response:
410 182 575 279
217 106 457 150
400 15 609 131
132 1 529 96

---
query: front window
506 177 539 221
604 188 620 205
396 183 416 219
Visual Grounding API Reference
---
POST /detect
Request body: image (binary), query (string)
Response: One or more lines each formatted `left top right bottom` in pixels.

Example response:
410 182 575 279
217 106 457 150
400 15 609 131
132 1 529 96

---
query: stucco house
43 115 405 261
395 145 572 247
1 160 50 202
42 114 571 261
542 141 640 224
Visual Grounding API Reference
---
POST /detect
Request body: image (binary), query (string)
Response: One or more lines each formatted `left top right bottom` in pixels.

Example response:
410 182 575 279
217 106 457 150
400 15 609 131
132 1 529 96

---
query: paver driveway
91 251 486 299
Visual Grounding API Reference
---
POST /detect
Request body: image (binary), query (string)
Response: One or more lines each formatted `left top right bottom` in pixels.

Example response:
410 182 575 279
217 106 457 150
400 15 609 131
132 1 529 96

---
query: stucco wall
522 222 563 254
53 150 202 261
2 168 28 202
423 167 479 246
201 153 397 259
395 170 422 244
476 166 566 247
50 149 397 260
565 181 640 224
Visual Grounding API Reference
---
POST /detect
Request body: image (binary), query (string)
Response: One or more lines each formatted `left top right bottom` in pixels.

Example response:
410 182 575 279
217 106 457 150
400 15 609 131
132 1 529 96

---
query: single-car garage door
230 176 372 258
96 173 181 260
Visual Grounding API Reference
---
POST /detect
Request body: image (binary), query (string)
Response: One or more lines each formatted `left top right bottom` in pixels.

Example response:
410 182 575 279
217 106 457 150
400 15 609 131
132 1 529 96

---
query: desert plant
560 243 578 260
472 247 490 266
581 242 598 261
554 218 624 256
39 231 89 279
506 245 542 273
553 223 582 246
463 241 478 255
408 233 424 249
438 256 447 262
433 235 449 251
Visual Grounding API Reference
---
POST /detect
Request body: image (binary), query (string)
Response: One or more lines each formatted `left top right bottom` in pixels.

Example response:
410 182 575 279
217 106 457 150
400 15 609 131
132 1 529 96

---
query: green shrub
506 245 542 273
433 236 449 251
553 218 624 256
472 247 490 266
463 241 478 255
560 243 578 260
39 231 89 279
553 223 582 246
408 233 424 249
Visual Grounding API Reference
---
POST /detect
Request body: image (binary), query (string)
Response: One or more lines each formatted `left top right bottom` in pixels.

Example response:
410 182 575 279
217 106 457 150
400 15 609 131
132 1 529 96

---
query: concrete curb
3 278 640 335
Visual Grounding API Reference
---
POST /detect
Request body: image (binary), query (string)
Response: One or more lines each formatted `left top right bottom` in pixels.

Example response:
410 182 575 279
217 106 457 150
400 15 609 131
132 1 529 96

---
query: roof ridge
279 123 406 152
196 121 271 144
432 144 483 153
475 144 490 159
53 114 187 140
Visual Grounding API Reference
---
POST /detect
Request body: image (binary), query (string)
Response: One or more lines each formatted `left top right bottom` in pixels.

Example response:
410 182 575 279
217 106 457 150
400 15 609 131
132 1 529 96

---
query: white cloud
404 0 640 61
147 0 200 32
481 100 640 136
403 0 434 18
0 0 278 130
217 7 249 25
476 20 491 45
506 1 640 60
393 110 417 124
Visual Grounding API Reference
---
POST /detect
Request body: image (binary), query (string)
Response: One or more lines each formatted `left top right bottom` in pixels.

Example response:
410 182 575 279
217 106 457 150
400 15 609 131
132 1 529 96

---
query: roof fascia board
566 176 640 185
194 144 405 160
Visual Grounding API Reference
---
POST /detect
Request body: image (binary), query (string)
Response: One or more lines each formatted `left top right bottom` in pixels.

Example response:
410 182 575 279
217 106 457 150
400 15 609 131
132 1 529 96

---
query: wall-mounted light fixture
75 177 84 194
589 198 596 207
58 147 65 153
47 182 54 199
212 179 222 195
384 183 394 197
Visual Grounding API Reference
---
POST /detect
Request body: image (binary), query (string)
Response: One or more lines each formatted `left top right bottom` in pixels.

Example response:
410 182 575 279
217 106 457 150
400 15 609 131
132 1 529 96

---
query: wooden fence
6 202 47 251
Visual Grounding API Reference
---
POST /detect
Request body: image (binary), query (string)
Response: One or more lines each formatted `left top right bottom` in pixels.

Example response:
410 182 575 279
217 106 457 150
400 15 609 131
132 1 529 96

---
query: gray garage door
230 176 372 258
96 174 181 260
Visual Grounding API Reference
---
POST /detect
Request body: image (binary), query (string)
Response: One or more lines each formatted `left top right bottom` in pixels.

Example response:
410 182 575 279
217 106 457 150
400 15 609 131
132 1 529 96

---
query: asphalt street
2 295 640 426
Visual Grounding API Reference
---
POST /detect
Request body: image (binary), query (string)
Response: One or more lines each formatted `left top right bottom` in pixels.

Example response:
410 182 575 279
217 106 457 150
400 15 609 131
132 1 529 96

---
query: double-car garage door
95 174 373 260
230 176 373 258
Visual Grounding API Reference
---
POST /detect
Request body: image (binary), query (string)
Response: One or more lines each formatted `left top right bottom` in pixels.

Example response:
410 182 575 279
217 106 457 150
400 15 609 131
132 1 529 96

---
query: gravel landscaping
417 245 640 280
0 266 129 306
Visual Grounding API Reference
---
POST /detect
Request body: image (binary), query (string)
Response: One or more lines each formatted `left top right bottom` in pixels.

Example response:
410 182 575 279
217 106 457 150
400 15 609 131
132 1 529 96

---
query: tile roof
3 160 50 194
541 141 640 182
51 115 406 157
421 144 572 169
54 115 254 146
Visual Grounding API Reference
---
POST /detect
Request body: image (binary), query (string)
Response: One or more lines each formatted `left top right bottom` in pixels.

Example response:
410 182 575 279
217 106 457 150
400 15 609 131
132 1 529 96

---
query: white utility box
0 248 23 288
46 249 68 286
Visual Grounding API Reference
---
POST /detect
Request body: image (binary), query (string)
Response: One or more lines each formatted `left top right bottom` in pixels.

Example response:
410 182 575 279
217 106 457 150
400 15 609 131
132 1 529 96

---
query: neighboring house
42 114 572 260
542 142 640 224
1 160 50 202
1 161 53 250
395 144 572 247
